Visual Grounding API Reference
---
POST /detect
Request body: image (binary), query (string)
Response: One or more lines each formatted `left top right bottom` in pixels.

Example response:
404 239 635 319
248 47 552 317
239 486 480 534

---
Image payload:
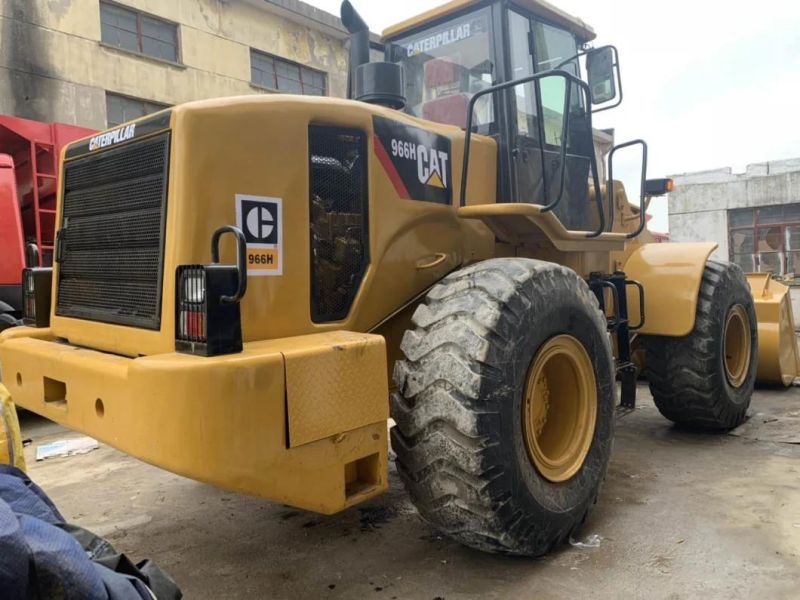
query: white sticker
235 194 283 276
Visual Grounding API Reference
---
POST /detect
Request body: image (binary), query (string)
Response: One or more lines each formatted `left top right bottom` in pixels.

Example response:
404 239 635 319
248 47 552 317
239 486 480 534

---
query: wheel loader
1 0 798 557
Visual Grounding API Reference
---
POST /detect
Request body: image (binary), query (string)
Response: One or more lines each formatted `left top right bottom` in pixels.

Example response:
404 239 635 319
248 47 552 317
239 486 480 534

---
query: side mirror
586 46 620 109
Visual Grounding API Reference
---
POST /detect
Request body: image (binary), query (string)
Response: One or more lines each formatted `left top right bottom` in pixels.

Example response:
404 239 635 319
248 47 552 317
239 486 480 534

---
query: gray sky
308 0 800 232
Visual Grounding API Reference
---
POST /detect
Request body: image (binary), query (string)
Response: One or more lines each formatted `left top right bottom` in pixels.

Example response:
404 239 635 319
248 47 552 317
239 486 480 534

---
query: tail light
22 268 53 328
176 226 247 357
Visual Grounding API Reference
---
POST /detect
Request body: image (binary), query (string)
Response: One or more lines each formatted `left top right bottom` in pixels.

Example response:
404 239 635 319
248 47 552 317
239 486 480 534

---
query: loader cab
384 0 612 231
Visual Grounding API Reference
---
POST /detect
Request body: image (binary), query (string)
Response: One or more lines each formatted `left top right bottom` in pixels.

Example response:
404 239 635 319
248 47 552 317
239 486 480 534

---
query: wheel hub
724 304 751 388
522 335 598 483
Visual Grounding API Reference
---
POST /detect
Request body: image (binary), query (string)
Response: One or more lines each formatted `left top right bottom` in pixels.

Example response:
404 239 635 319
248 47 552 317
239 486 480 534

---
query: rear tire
644 260 757 429
391 258 615 556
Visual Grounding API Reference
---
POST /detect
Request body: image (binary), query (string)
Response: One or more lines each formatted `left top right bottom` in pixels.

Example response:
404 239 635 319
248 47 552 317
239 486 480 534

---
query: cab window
388 7 495 129
532 21 581 147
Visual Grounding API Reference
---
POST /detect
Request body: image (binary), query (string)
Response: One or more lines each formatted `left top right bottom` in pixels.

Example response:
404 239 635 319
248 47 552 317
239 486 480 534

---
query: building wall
0 0 350 130
668 158 800 325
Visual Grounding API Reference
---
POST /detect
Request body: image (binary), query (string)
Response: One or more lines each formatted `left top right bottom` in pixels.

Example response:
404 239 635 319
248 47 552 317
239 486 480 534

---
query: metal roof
382 0 595 43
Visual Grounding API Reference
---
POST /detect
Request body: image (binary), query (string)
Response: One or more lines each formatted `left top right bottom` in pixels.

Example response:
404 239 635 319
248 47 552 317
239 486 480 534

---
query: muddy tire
391 258 615 556
644 260 757 429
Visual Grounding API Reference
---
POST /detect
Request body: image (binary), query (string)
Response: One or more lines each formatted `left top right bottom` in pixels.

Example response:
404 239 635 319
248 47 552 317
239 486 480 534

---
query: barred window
250 49 327 96
728 204 800 276
100 1 179 63
106 92 169 127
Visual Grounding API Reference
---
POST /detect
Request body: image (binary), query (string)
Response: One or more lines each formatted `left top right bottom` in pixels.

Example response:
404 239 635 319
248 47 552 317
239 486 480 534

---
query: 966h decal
373 116 452 205
235 194 283 276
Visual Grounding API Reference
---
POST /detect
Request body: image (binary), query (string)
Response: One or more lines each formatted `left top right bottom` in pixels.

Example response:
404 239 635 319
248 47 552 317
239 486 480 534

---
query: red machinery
0 116 95 323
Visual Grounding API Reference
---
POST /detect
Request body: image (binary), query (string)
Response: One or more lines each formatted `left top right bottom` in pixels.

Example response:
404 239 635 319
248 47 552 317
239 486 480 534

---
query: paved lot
19 385 800 599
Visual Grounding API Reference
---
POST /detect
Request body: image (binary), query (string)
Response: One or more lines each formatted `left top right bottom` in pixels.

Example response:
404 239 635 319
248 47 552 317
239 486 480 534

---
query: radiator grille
309 126 369 322
56 133 170 329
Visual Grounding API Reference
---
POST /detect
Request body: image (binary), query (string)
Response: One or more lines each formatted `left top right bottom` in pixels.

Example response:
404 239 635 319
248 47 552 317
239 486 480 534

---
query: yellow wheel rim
724 304 751 388
522 335 597 483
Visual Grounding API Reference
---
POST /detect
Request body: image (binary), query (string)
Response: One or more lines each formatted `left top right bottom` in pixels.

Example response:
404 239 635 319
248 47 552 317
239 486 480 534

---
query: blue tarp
0 465 180 599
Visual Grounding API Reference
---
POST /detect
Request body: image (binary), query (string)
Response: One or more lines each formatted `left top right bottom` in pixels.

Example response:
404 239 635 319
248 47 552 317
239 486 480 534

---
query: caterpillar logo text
373 116 452 205
88 124 136 151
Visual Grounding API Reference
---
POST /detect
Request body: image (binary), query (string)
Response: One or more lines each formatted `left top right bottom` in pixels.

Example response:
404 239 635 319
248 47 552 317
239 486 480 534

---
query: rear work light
22 267 53 328
176 226 248 357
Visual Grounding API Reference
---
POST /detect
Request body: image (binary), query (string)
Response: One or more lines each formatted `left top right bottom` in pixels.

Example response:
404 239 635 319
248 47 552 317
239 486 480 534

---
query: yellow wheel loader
0 0 797 557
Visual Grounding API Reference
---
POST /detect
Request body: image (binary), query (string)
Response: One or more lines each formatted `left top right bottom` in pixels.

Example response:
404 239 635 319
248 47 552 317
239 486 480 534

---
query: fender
624 242 717 337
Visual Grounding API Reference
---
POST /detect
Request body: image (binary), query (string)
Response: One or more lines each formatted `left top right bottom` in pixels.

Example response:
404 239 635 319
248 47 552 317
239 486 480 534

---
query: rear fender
624 242 717 337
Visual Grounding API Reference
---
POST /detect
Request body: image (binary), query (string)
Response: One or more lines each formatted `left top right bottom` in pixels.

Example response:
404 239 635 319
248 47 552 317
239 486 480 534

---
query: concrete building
0 0 361 130
668 157 800 320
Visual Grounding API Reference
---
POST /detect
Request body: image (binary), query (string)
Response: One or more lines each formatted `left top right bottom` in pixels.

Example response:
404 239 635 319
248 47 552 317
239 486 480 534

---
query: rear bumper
0 327 389 514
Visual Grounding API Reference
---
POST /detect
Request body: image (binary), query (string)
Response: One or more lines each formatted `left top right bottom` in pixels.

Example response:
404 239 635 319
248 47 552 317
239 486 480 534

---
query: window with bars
106 92 169 127
728 204 800 276
250 49 327 96
100 1 179 63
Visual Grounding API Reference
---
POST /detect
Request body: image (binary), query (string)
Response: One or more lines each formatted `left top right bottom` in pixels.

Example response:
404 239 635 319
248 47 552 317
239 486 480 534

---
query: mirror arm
552 49 588 72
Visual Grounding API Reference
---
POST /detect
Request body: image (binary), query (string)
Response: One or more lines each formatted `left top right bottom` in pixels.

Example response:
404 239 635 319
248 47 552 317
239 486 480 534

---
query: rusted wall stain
1 0 350 127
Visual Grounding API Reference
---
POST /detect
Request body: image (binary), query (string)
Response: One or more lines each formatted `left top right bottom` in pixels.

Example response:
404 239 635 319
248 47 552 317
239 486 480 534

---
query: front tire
391 258 615 556
644 260 757 429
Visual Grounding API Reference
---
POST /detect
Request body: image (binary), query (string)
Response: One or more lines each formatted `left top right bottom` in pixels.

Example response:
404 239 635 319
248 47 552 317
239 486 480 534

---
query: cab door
506 9 594 231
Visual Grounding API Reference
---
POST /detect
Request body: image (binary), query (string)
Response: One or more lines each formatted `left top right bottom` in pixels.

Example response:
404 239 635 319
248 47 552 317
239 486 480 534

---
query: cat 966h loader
1 0 797 556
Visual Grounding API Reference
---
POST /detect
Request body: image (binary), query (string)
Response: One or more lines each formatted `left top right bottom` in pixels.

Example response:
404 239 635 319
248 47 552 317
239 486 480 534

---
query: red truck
0 116 95 329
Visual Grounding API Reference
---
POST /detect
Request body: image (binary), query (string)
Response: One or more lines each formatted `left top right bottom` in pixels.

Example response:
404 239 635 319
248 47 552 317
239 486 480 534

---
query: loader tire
644 260 757 429
391 258 615 556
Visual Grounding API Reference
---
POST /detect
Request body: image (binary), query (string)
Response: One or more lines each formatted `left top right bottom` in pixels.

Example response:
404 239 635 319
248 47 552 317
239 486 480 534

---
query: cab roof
382 0 596 44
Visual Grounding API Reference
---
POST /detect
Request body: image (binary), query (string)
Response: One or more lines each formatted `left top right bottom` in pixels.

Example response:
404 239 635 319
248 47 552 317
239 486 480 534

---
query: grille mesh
309 126 368 322
56 133 170 329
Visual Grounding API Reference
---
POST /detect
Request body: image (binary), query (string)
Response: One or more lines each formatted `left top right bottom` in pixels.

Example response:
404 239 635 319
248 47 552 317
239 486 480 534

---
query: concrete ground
19 385 800 600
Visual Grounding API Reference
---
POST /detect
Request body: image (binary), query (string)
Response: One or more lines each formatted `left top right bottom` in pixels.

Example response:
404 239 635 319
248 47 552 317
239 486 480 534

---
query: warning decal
235 194 283 276
373 116 452 205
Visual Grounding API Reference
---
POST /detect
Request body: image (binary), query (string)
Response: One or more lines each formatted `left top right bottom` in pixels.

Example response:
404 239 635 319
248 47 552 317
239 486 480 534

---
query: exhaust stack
340 1 406 109
341 0 369 100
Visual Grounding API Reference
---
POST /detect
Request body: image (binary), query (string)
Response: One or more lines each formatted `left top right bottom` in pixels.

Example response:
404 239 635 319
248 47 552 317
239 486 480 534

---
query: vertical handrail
607 139 648 239
459 70 606 238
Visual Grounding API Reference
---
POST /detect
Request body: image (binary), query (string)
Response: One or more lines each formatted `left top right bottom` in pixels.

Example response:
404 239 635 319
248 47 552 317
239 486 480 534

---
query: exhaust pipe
341 0 369 99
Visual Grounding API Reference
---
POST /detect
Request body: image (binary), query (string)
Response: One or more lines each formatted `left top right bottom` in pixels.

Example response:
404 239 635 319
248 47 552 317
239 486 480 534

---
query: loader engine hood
49 95 497 358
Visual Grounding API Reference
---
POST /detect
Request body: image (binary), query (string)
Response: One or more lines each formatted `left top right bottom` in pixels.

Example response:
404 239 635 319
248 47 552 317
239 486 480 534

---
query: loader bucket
747 273 800 386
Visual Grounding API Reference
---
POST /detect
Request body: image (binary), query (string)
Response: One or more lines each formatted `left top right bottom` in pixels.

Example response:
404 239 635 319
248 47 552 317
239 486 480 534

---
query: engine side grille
56 133 170 329
309 126 369 322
